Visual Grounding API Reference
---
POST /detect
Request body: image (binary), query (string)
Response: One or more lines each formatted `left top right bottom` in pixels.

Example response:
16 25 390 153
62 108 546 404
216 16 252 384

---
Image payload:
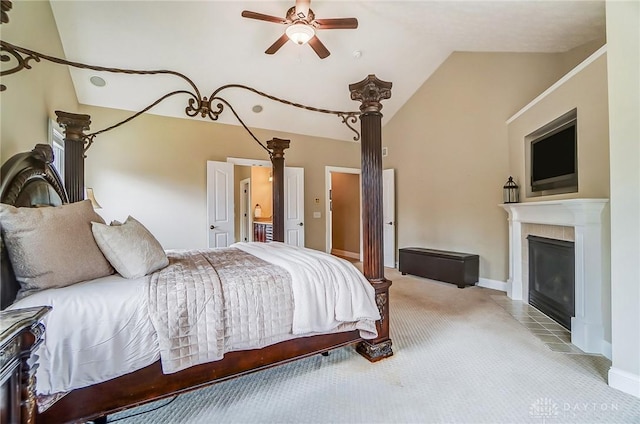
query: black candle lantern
503 176 519 203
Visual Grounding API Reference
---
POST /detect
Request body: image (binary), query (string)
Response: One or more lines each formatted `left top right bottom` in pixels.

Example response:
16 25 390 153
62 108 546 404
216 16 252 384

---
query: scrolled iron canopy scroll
0 36 362 151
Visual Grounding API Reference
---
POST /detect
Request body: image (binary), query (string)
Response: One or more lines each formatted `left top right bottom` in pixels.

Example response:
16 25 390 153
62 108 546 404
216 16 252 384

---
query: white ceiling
49 1 605 142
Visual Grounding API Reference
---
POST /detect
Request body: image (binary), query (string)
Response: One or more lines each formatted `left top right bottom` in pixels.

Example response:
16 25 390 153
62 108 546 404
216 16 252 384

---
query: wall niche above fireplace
525 109 578 198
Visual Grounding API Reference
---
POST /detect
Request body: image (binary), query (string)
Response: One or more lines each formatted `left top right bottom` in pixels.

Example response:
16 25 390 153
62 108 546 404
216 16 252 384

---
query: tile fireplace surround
502 199 609 356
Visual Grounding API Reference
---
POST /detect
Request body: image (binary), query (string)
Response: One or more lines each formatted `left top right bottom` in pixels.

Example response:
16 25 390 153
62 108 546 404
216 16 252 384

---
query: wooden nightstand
0 306 51 424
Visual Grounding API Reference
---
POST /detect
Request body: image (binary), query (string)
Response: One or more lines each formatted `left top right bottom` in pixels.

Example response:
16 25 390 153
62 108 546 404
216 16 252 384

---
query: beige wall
331 172 360 254
0 0 78 161
383 52 575 281
251 167 272 219
507 54 610 201
79 105 361 250
560 37 606 73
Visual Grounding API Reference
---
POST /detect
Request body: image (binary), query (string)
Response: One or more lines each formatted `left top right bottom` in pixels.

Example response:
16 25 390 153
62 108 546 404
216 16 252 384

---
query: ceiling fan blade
308 35 330 59
314 18 358 30
241 10 288 25
295 0 311 19
265 33 290 55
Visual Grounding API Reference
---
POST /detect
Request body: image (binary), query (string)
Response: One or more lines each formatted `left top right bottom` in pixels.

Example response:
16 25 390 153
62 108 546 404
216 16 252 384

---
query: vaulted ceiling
49 1 605 142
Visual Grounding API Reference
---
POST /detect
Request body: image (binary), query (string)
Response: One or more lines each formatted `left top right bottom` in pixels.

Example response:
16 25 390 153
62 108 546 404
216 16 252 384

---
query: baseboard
331 249 360 260
608 367 640 398
477 278 508 292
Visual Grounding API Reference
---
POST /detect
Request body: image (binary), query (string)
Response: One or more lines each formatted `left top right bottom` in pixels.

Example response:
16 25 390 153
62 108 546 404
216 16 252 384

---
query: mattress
8 273 160 395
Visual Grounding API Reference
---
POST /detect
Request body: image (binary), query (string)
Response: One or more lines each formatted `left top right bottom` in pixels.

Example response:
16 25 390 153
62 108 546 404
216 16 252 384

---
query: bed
0 5 393 415
0 124 392 424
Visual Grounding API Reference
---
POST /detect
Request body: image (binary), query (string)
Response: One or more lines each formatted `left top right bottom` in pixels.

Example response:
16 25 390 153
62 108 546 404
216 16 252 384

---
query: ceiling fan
241 0 358 59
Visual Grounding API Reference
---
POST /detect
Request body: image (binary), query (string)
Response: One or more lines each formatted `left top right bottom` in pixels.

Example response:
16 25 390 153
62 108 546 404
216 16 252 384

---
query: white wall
606 0 640 398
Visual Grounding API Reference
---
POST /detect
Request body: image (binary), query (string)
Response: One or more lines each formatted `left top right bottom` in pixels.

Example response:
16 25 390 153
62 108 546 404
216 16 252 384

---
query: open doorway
326 167 361 261
324 166 396 267
235 165 272 242
249 166 273 242
208 158 305 247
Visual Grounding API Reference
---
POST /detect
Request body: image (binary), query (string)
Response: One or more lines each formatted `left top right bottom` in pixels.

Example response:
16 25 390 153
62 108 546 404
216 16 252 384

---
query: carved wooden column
55 111 91 203
349 74 393 362
267 138 290 243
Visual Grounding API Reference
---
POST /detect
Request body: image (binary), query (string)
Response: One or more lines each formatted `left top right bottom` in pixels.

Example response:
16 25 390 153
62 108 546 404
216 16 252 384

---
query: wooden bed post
349 75 393 362
267 138 290 243
55 111 91 203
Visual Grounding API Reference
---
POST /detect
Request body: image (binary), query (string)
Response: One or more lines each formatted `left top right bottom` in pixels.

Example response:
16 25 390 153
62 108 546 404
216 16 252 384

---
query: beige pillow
0 200 114 297
92 216 168 279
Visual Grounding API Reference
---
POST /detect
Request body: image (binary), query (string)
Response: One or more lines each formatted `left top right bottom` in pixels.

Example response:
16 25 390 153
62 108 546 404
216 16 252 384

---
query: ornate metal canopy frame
0 8 361 155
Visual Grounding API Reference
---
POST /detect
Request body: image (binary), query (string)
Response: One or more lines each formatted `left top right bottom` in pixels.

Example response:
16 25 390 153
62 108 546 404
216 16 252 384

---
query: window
49 119 64 183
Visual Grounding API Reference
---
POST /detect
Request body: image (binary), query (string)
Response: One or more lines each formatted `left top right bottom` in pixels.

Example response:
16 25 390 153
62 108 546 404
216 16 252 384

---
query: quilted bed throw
148 248 294 374
148 244 380 374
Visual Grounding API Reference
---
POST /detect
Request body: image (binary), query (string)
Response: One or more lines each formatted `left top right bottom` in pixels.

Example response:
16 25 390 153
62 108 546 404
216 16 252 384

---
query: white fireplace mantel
501 198 610 355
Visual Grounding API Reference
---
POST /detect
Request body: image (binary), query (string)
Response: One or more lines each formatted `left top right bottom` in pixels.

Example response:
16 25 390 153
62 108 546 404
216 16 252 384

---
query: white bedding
232 242 380 338
7 244 380 397
8 274 160 395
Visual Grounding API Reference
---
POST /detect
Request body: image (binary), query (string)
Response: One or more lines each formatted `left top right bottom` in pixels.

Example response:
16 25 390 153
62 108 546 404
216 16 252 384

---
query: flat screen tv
530 120 577 192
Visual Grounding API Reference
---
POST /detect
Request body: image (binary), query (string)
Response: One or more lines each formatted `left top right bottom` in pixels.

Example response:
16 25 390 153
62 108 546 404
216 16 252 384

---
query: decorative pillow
0 200 114 297
91 216 168 279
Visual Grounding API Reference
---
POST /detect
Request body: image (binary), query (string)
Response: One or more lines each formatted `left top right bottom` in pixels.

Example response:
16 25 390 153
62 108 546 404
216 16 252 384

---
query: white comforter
233 242 380 338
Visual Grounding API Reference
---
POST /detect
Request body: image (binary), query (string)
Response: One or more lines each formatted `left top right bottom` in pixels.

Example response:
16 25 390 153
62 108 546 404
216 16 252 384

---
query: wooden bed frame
0 78 393 424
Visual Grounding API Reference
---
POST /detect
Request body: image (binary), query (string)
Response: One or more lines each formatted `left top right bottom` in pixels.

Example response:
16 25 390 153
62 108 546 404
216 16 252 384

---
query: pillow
0 200 114 297
91 216 168 279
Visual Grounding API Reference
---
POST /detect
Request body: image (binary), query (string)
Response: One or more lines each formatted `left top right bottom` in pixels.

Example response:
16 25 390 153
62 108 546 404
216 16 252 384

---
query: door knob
210 225 216 230
386 222 393 225
298 222 304 227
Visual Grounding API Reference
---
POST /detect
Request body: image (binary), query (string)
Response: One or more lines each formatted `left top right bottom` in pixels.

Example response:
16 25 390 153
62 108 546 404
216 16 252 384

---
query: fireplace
527 235 575 329
501 198 609 356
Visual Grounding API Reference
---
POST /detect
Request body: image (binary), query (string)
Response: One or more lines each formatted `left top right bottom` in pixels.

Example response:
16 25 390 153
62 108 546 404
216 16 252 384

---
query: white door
284 167 305 247
206 161 234 247
383 168 396 267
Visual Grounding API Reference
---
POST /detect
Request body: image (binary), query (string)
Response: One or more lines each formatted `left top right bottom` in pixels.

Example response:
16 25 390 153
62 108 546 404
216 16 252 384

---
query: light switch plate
313 212 321 218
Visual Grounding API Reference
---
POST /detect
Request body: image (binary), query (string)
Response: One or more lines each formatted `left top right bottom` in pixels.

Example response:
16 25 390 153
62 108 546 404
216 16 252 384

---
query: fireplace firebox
527 235 575 329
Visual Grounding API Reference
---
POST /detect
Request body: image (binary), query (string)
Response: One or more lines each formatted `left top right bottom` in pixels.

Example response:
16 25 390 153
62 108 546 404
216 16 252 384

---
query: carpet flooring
108 268 640 423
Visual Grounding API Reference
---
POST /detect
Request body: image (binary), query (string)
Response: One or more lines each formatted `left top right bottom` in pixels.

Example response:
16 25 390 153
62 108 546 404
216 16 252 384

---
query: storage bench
399 247 479 288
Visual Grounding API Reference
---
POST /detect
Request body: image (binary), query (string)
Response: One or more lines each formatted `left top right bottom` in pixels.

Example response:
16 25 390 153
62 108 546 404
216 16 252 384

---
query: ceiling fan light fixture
285 23 315 45
242 1 357 58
